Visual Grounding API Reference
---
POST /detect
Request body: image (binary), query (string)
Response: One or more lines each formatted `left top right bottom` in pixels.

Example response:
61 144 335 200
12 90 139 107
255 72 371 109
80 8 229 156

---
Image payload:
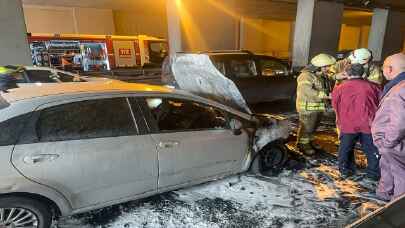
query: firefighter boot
297 143 316 156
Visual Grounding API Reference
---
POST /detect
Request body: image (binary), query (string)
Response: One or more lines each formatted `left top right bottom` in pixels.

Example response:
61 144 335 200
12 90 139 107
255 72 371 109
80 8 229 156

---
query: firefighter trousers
296 112 322 146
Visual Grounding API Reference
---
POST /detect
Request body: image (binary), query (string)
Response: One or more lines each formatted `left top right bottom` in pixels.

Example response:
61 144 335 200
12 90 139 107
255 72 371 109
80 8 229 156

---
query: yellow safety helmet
311 54 336 67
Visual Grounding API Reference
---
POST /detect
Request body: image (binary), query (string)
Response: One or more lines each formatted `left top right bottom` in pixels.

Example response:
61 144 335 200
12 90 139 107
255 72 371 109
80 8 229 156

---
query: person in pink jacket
372 53 405 201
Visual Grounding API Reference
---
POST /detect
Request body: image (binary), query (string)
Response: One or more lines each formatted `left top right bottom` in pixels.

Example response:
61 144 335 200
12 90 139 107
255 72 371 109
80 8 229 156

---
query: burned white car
0 57 289 228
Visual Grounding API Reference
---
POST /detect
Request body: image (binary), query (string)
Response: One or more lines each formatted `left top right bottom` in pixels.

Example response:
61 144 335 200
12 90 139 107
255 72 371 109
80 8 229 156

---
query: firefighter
331 48 384 85
296 54 336 155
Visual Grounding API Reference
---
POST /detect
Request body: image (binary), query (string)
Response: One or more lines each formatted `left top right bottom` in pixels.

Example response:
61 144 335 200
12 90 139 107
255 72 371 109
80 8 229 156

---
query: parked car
201 50 297 104
1 65 109 86
0 81 288 228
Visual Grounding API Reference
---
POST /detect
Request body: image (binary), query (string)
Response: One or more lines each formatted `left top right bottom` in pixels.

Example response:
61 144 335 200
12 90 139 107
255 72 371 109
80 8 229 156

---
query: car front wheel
0 197 52 228
259 143 288 174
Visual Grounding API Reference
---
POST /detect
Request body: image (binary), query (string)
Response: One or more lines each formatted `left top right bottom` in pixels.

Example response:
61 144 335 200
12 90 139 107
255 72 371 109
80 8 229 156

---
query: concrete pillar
0 0 32 66
368 9 405 62
292 0 344 67
165 0 239 52
239 17 246 50
166 0 183 55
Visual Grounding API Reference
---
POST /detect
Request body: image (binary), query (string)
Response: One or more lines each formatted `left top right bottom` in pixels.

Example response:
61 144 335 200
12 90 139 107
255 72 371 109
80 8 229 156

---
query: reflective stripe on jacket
297 102 326 111
296 70 328 112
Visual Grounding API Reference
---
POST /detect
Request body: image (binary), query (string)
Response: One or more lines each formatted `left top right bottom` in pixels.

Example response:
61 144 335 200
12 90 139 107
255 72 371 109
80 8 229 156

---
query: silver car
0 81 288 228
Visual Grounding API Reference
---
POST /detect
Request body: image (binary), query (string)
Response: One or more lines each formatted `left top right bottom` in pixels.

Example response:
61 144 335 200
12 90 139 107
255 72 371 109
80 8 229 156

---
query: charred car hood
162 54 252 114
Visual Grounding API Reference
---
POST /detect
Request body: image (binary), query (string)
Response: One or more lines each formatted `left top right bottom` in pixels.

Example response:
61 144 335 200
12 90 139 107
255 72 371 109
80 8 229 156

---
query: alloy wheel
0 208 39 228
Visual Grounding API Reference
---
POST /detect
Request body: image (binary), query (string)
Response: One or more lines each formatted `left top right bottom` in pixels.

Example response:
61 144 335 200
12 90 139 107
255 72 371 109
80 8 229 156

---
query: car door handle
158 141 180 149
23 154 60 165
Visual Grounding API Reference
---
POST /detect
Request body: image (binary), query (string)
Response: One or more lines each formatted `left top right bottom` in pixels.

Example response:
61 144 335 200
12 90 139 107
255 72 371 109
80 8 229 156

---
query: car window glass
0 113 31 146
229 59 257 78
37 98 137 142
212 61 226 75
9 71 26 83
149 42 168 59
145 98 228 132
260 59 287 77
26 70 58 83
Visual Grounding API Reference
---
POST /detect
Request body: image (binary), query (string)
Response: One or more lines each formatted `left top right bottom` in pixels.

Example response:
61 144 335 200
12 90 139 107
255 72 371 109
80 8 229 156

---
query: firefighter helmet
311 54 336 67
349 48 372 65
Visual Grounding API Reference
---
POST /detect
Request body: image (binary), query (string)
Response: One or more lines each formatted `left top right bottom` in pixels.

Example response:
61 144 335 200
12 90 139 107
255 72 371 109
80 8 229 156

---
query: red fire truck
27 33 168 71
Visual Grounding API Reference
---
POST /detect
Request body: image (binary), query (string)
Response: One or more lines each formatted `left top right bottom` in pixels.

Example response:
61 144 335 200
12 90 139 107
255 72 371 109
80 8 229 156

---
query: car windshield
229 59 257 78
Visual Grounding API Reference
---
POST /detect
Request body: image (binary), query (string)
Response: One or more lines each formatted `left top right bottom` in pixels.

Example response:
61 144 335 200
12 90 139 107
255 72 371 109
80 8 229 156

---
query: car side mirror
229 119 243 135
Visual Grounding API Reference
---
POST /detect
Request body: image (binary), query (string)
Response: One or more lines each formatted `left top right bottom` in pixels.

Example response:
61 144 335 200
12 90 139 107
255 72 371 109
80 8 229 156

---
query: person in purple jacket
372 53 405 201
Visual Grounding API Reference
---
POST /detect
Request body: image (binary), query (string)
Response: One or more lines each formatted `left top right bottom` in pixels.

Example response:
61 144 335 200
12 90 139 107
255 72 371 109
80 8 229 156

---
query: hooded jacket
332 78 381 134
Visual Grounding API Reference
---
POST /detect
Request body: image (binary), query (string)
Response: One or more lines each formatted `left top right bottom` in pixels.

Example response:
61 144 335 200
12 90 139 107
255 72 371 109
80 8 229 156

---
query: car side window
9 71 27 83
145 98 228 132
36 98 137 142
0 113 31 146
229 59 258 78
260 59 287 77
26 70 57 83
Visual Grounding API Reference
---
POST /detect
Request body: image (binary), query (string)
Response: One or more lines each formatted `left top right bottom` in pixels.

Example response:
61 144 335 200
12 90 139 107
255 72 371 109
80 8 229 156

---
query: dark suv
202 51 297 105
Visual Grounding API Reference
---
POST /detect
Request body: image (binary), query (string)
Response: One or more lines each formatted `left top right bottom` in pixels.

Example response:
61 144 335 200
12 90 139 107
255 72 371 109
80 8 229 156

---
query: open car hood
162 54 289 152
162 54 252 114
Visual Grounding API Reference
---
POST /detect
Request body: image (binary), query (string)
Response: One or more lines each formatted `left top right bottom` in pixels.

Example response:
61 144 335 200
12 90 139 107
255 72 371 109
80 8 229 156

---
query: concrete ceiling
22 0 405 11
21 0 399 25
22 0 165 10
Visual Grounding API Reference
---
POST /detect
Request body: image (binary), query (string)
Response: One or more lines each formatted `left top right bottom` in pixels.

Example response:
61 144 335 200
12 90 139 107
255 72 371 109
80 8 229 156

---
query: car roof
22 66 57 71
4 65 82 75
2 81 173 103
4 65 54 71
203 52 284 62
199 50 253 55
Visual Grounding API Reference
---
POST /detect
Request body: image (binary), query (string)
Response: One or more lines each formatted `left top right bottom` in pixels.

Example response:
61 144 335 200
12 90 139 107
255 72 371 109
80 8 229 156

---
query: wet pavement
59 102 384 228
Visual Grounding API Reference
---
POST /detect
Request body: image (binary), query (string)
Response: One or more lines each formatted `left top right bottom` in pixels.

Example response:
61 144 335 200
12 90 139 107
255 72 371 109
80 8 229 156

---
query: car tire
258 143 288 174
0 196 52 228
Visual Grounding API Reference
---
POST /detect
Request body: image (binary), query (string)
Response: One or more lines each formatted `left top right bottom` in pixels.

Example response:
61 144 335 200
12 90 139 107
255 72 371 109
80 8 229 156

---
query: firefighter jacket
330 59 384 85
296 69 330 113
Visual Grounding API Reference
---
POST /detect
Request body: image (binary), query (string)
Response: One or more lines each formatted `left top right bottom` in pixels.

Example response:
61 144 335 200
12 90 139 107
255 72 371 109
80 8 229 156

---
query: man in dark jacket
332 64 381 179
